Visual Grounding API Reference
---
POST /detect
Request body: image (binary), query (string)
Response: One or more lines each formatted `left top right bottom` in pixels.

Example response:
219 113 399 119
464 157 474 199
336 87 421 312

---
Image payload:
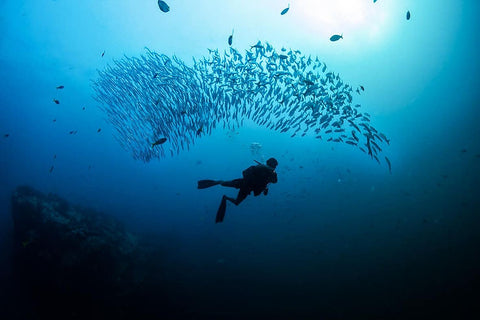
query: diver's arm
271 171 278 184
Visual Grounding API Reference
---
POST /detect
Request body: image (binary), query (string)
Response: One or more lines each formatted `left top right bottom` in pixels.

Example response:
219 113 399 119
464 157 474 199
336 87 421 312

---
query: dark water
1 1 479 319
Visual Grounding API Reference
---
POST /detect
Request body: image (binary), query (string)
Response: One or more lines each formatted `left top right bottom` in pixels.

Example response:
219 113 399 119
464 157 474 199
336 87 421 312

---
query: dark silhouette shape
198 158 278 223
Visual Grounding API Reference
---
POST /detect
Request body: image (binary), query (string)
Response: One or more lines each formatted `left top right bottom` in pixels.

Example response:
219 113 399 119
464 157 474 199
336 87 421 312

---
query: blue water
1 0 479 318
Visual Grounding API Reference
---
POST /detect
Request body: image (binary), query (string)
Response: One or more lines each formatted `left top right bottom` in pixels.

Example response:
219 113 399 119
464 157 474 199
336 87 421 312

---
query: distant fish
196 126 203 136
228 29 234 46
69 130 78 135
251 40 264 49
4 134 9 138
330 34 343 42
385 156 392 174
97 128 101 133
152 137 167 147
406 10 411 20
56 85 64 89
53 99 60 104
49 166 54 173
101 51 105 57
373 0 378 3
158 0 170 13
52 119 56 122
82 106 86 110
281 4 290 15
359 85 365 91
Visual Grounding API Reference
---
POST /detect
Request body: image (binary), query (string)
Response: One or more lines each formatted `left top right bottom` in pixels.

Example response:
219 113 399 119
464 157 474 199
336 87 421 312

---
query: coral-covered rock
10 185 148 319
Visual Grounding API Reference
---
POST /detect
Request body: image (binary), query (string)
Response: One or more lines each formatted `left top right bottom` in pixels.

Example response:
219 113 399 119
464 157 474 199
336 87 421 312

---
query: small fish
101 51 105 57
49 166 54 173
69 130 78 135
53 99 60 104
4 134 9 138
373 0 378 3
153 73 159 79
52 119 56 122
228 29 234 46
56 85 64 89
406 11 411 20
82 106 86 110
97 128 101 133
152 137 167 147
196 126 203 136
330 34 343 42
158 0 170 13
360 85 365 91
385 156 392 174
281 4 290 15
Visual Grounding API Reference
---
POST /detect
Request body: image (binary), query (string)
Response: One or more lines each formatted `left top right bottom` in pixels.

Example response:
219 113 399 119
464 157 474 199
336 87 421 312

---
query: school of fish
92 42 390 165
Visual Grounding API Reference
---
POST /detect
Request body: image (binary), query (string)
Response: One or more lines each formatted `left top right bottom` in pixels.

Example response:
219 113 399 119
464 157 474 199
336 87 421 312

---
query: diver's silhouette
198 158 278 223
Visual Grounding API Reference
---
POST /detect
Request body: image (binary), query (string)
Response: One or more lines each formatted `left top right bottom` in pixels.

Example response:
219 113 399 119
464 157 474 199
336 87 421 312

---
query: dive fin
197 180 223 189
216 196 227 223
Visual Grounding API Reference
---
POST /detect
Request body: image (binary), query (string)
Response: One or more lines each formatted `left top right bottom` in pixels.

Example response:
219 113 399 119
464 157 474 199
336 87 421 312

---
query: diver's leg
224 188 249 206
217 189 248 223
220 179 244 189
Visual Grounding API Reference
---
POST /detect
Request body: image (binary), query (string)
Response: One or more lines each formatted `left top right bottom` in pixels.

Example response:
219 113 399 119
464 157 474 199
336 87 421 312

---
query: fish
97 128 101 133
330 34 343 42
49 166 54 173
101 51 105 57
53 99 60 104
56 85 64 89
151 137 167 147
359 85 364 91
281 4 290 15
52 119 56 122
92 45 389 162
82 106 86 110
385 156 392 174
228 30 233 46
4 134 9 138
251 41 264 49
373 0 378 3
158 0 170 13
406 11 411 20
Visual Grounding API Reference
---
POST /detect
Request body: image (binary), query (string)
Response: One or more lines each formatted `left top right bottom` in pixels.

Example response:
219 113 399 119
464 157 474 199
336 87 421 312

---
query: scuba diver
197 158 278 223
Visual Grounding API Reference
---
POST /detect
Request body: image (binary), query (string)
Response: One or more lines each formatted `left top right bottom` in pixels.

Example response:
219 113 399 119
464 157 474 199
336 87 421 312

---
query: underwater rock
10 185 147 318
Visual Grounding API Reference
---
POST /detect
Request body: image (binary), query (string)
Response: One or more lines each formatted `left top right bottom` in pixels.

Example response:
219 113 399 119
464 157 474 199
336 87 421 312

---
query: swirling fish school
92 42 389 165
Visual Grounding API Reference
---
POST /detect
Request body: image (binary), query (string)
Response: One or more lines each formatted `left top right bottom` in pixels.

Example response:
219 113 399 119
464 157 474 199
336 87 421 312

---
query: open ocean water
0 1 479 319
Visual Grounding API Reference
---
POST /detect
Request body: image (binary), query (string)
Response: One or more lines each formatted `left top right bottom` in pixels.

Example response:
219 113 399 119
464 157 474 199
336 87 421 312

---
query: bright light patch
292 0 391 43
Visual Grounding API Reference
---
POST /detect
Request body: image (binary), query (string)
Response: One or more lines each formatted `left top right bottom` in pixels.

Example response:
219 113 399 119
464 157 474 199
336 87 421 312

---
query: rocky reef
9 186 170 319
